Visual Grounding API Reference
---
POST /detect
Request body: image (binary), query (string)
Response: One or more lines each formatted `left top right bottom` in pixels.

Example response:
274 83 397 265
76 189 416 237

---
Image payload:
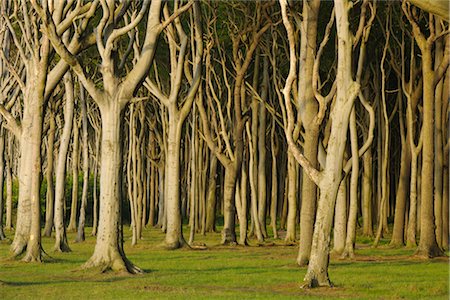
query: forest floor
0 226 448 299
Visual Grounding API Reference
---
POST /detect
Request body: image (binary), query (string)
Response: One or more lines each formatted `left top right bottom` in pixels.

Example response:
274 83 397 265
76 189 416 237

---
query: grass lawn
0 226 448 299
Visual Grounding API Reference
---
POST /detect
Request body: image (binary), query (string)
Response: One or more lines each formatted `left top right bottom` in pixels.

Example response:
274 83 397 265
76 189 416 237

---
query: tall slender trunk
304 0 359 286
53 73 74 252
11 102 34 256
82 101 140 273
285 153 297 243
205 155 217 232
0 125 6 240
164 111 186 249
43 112 56 237
257 57 269 239
22 99 45 262
68 115 80 232
297 128 319 263
296 0 320 266
76 86 89 242
222 165 237 245
416 48 443 257
362 148 373 236
390 137 410 246
5 142 13 231
342 109 359 258
235 165 248 245
270 120 278 239
91 130 100 236
333 179 347 255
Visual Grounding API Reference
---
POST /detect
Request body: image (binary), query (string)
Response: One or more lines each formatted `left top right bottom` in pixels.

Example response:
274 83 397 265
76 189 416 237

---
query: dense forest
0 0 448 290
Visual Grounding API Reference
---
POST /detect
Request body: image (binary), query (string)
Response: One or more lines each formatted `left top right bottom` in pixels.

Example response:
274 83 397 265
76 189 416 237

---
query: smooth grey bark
0 124 6 240
76 85 89 242
53 73 74 253
67 113 80 232
333 179 347 254
43 108 56 237
296 0 320 266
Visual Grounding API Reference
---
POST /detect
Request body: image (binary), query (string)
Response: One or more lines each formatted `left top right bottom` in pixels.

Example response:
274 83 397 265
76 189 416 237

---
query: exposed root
302 274 334 288
189 241 208 250
221 228 237 245
54 241 72 253
221 240 238 246
340 249 355 259
414 245 445 258
81 252 143 275
388 240 405 248
296 256 309 267
21 247 47 263
10 241 27 258
165 237 190 250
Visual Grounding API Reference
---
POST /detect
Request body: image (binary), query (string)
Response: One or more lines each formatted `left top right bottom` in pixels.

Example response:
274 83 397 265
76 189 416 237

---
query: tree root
302 273 334 288
10 243 26 258
54 240 72 253
81 253 143 275
414 245 446 258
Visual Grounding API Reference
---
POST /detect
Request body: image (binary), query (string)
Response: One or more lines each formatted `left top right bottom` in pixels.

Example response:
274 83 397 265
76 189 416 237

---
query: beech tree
32 0 190 272
0 0 447 291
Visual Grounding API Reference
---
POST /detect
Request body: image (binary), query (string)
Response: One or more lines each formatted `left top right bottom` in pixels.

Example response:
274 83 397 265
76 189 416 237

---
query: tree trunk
10 102 34 256
270 120 278 239
53 73 74 252
222 165 237 245
257 58 269 239
76 85 89 242
390 137 410 246
342 109 359 258
235 165 248 245
0 125 6 240
82 102 141 273
164 112 186 249
5 142 13 231
303 0 359 286
296 0 320 266
22 99 45 262
43 111 56 237
362 148 373 236
205 155 217 232
285 153 297 243
332 179 347 255
297 128 319 263
91 130 100 236
67 114 79 232
416 48 443 257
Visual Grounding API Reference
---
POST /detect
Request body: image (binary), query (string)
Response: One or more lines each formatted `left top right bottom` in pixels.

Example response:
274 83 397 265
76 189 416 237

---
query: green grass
0 227 448 299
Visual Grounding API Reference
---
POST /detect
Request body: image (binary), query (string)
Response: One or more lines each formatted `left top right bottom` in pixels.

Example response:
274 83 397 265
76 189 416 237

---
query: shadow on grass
0 276 128 287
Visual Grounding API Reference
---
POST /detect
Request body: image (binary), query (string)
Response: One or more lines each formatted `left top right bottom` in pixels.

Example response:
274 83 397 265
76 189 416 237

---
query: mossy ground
0 226 448 299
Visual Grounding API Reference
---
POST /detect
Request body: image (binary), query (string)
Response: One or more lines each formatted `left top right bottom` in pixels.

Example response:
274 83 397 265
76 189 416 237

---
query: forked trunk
303 101 354 287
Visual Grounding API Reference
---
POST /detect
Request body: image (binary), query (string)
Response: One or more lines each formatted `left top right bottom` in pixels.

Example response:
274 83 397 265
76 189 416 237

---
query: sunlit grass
0 226 448 299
